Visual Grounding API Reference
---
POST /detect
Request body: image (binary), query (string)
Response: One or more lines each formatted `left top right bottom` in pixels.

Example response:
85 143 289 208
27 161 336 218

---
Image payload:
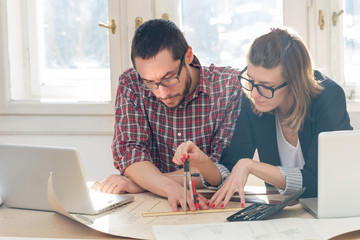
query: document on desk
152 217 360 240
47 175 243 240
153 218 321 240
47 176 360 240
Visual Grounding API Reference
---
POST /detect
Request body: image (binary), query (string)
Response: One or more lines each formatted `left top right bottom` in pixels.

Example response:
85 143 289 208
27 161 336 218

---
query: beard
160 67 192 109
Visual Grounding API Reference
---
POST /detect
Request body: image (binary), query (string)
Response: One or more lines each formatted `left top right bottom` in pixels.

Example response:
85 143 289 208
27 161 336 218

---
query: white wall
349 112 360 130
0 134 118 182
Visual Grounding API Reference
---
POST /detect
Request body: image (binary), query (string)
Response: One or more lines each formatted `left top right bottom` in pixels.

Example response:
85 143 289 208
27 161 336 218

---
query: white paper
47 174 245 240
152 218 323 240
152 217 360 240
47 174 360 240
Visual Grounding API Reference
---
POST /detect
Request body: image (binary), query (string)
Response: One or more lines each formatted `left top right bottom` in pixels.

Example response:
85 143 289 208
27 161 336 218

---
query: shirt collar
193 56 211 96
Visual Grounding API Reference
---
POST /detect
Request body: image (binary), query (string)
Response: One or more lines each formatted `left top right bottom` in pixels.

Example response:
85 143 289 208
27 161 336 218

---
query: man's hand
165 181 209 212
172 141 208 168
99 174 145 194
172 141 222 187
103 162 209 211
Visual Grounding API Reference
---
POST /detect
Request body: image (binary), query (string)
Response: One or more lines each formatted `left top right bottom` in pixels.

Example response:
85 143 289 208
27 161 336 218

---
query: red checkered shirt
112 56 242 186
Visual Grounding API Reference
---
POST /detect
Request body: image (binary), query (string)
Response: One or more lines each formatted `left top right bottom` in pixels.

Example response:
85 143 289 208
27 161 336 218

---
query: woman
174 28 353 209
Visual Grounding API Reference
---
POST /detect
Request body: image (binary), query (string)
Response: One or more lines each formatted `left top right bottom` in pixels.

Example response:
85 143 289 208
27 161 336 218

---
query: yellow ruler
142 207 243 217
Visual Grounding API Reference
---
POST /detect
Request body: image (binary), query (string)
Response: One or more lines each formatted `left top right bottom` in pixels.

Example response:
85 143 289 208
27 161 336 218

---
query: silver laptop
0 143 133 215
300 130 360 218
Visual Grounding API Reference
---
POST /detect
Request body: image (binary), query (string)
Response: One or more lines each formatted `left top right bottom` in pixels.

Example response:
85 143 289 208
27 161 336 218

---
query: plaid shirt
112 56 242 186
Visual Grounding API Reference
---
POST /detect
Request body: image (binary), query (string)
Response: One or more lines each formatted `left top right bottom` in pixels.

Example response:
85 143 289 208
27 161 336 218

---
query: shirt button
177 132 182 137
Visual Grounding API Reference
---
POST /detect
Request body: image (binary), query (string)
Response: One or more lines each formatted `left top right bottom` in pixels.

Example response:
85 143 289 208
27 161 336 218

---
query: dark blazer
221 71 353 197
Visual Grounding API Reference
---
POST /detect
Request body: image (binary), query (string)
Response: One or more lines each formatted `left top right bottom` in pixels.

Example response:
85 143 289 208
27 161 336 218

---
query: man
100 19 242 211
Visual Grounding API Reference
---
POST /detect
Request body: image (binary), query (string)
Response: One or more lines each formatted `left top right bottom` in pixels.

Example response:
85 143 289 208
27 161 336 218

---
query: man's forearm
164 167 204 188
124 161 180 197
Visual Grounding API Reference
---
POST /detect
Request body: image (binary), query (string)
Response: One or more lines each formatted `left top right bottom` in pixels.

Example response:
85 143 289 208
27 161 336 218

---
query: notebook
0 143 134 215
300 130 360 218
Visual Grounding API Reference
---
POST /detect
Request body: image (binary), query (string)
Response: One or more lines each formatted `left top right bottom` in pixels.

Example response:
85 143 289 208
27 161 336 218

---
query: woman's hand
208 158 254 208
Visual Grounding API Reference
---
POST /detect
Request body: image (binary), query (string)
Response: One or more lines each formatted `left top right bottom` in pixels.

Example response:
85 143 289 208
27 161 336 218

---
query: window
311 0 360 105
0 0 124 134
181 0 283 67
0 0 124 117
0 0 316 134
7 0 110 103
343 0 360 100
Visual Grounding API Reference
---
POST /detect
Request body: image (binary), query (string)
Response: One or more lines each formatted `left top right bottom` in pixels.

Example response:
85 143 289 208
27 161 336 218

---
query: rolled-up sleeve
201 163 230 190
112 70 153 174
277 166 303 195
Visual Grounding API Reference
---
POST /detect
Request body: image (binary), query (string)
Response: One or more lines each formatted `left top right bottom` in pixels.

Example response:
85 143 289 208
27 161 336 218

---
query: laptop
0 143 134 215
300 130 360 218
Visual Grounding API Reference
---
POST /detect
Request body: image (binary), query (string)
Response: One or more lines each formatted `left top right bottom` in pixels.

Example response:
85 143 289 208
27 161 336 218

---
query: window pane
343 0 360 86
8 0 111 103
41 0 110 103
181 0 283 67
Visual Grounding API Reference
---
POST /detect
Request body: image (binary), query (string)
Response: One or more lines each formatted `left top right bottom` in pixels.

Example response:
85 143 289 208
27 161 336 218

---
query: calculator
227 187 306 221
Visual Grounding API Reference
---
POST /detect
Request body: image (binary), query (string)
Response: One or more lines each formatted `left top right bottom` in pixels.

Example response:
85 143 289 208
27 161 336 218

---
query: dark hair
131 19 189 67
247 28 323 131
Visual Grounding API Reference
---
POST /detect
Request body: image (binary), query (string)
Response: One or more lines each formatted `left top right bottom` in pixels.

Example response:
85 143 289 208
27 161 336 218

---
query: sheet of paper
47 175 360 240
47 172 80 222
47 174 244 240
308 217 360 239
152 217 360 240
153 218 323 240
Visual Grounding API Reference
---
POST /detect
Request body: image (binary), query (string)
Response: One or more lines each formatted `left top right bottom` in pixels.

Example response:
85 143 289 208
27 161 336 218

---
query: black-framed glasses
140 55 185 91
239 66 288 99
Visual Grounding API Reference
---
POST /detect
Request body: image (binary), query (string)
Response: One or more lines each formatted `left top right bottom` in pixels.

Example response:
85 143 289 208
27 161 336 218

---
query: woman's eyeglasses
239 66 288 99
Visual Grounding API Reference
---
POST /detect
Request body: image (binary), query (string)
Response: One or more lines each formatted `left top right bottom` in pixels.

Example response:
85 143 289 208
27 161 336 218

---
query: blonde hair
247 28 323 132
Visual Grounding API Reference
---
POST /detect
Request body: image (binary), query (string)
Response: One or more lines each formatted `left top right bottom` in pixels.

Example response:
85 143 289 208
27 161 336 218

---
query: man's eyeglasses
140 55 185 91
239 66 288 99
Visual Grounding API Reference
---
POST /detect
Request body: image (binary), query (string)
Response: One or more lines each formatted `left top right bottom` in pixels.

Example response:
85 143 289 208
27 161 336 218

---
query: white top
275 112 305 169
275 111 304 195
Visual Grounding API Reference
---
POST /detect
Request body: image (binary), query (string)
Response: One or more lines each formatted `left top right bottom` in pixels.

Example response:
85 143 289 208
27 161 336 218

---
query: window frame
0 0 123 116
307 0 360 112
0 0 126 134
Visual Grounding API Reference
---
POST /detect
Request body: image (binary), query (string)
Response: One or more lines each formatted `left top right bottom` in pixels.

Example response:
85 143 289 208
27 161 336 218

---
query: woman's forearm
249 160 286 189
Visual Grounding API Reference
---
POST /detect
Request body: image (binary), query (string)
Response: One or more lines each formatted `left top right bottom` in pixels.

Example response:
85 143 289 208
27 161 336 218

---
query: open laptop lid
0 143 133 214
301 130 360 218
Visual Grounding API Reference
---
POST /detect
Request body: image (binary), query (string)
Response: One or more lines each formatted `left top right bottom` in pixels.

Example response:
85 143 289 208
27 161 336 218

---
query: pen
191 180 200 210
187 172 194 201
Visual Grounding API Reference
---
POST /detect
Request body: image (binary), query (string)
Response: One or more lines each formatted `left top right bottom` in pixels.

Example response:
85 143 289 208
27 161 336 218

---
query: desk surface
0 205 125 239
1 194 359 240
